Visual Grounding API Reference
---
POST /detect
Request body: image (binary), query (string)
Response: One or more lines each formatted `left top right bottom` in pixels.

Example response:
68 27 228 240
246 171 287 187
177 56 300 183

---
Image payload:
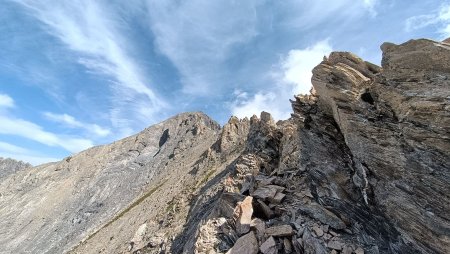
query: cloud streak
43 112 111 137
0 93 93 154
0 116 94 153
12 0 167 132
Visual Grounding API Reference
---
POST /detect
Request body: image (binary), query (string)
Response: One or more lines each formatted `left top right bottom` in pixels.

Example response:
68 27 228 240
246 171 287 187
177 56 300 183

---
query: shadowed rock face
0 38 448 254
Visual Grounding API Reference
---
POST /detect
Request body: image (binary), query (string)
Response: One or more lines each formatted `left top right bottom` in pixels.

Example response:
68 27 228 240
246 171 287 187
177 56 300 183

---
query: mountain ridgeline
0 38 449 254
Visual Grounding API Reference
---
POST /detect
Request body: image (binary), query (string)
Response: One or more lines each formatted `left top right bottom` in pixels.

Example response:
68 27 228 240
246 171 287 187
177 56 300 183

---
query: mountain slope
0 112 222 253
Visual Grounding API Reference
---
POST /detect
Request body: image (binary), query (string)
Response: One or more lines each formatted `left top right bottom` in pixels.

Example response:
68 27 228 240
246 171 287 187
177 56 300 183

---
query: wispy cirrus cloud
12 0 167 133
405 2 450 39
43 112 111 138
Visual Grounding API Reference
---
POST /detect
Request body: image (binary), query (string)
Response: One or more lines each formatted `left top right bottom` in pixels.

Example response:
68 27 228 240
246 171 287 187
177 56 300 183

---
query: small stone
312 225 324 237
256 176 276 186
268 192 286 204
252 186 277 201
260 236 277 254
322 225 329 233
292 237 303 253
296 237 304 248
226 231 258 254
354 247 365 254
327 240 344 250
250 218 265 243
148 236 164 248
283 238 293 253
330 250 337 254
342 246 353 254
265 224 294 237
329 230 338 236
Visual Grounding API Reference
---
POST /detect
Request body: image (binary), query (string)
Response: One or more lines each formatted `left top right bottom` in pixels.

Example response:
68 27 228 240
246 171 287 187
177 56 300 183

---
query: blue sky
0 0 449 165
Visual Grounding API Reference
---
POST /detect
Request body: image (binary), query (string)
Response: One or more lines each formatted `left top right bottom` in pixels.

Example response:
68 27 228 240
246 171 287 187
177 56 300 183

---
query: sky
0 0 449 165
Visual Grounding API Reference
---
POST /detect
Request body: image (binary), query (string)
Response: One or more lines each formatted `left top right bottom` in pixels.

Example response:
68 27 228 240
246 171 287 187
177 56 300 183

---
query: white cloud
0 115 93 153
43 112 110 137
12 0 167 132
282 40 333 95
231 40 332 120
405 3 450 39
0 93 15 108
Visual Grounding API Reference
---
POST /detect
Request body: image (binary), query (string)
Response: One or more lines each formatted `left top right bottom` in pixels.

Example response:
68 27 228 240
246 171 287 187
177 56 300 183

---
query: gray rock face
0 38 448 254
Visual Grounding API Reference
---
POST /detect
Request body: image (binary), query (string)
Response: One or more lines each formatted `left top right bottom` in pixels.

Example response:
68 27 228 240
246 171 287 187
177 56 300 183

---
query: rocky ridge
0 38 448 254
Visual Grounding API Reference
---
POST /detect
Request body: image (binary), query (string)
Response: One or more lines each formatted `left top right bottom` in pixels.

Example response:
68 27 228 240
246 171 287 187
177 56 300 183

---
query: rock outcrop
0 38 448 254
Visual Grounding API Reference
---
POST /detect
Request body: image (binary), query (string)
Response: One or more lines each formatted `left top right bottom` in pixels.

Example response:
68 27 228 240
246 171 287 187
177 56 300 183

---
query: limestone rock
233 196 253 235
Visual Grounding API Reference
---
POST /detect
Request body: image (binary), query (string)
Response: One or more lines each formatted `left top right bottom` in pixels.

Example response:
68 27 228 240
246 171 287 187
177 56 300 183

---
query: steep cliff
0 38 448 254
